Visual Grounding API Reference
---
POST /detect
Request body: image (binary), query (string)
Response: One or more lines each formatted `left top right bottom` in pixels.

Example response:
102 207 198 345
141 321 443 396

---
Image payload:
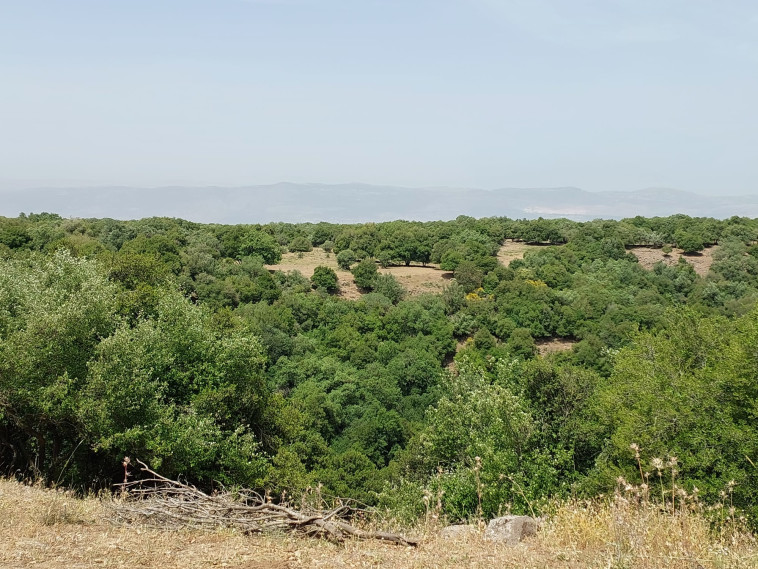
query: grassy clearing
536 337 577 356
629 245 719 276
499 240 719 278
267 240 550 302
265 248 452 300
2 478 755 569
497 240 559 267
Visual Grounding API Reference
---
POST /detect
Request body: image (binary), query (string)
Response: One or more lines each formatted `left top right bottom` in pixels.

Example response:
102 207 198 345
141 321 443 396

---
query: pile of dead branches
108 460 417 546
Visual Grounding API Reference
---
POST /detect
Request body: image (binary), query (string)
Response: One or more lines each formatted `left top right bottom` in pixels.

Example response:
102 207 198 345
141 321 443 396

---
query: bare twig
107 460 417 547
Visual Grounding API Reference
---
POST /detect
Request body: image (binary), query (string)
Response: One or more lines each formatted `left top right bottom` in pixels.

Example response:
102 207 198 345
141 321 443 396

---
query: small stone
483 515 537 545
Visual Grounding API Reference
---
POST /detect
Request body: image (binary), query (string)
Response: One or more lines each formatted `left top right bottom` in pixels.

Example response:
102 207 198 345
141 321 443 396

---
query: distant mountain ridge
1 184 756 223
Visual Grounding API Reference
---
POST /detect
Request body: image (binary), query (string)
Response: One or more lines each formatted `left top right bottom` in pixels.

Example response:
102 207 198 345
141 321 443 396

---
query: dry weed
1 477 756 569
539 494 756 568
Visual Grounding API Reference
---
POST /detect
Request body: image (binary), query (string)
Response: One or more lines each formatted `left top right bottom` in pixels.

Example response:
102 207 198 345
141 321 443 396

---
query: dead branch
106 460 417 547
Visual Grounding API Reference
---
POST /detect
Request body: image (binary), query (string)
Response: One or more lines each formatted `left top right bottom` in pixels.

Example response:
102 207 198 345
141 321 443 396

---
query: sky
1 0 757 194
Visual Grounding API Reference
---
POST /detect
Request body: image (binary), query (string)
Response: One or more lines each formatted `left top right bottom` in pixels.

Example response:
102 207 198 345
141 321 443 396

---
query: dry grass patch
498 240 561 267
378 265 453 296
265 248 361 299
2 478 756 569
497 239 534 266
265 248 342 278
539 497 756 569
266 248 451 300
629 245 719 277
536 337 577 356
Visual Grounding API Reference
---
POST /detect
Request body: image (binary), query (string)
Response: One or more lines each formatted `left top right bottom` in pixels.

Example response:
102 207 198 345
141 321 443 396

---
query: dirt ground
628 245 719 277
266 249 452 300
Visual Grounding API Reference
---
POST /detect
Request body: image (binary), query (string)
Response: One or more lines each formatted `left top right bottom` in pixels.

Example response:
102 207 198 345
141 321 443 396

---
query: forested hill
3 184 758 223
2 212 758 525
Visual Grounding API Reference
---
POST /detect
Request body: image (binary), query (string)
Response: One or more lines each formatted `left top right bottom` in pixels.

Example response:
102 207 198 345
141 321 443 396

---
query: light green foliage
0 250 120 476
82 291 269 484
591 308 758 518
395 357 565 519
0 250 270 486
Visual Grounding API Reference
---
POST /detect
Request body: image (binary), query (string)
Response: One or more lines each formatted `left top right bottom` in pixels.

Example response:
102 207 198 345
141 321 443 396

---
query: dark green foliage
675 231 706 254
336 249 356 270
372 274 405 304
4 212 758 525
214 225 281 264
310 266 339 293
506 328 537 358
351 258 378 290
453 260 484 292
0 219 32 248
288 236 313 252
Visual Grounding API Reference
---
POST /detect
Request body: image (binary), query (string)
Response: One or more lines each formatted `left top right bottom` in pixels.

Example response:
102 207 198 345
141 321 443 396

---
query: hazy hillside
2 183 757 223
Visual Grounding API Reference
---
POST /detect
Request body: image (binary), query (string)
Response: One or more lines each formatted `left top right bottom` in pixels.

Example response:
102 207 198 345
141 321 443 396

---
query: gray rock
483 515 537 545
439 524 479 539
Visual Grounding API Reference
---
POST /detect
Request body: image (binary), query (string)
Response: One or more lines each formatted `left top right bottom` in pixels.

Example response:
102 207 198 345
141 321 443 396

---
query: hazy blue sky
1 0 756 193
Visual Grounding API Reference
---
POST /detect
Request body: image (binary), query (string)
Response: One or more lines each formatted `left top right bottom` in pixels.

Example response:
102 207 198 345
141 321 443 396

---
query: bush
310 265 339 293
507 328 537 358
352 259 378 290
372 274 405 304
675 232 705 254
288 236 313 252
454 261 484 293
336 249 356 270
377 250 393 268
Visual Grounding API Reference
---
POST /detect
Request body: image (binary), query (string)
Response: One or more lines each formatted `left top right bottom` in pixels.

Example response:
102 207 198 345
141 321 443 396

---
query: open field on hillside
2 478 755 569
629 245 719 276
497 240 719 276
536 337 577 355
499 241 719 278
266 241 718 305
497 239 537 266
266 248 453 299
497 240 562 267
